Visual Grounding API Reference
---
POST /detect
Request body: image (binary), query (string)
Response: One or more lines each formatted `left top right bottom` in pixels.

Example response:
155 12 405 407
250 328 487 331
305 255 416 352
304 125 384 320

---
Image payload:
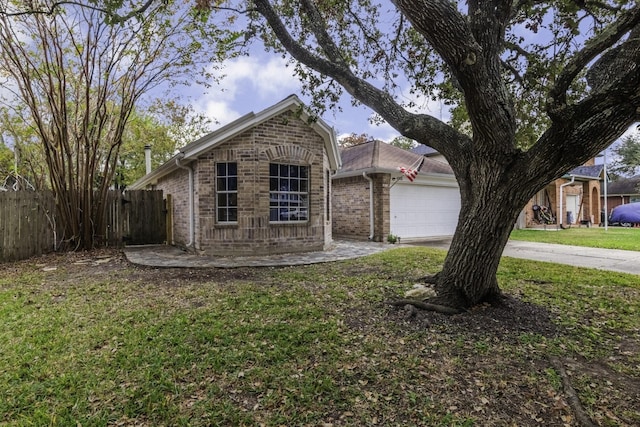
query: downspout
175 154 195 248
363 172 374 240
559 176 575 229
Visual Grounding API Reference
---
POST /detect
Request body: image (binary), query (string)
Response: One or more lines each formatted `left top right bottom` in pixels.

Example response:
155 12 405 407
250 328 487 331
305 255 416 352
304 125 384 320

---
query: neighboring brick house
332 140 460 242
602 175 640 215
522 160 605 228
128 95 341 256
411 143 447 163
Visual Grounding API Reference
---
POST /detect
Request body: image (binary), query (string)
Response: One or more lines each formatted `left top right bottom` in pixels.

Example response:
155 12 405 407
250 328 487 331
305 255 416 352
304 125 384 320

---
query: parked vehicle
609 202 640 227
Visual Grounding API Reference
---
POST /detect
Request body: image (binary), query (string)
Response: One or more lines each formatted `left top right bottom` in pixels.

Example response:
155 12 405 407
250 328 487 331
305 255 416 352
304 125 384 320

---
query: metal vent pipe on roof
144 145 152 175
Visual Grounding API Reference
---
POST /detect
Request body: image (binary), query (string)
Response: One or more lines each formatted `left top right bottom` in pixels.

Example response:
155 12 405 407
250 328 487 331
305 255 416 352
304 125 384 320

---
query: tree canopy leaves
610 132 640 177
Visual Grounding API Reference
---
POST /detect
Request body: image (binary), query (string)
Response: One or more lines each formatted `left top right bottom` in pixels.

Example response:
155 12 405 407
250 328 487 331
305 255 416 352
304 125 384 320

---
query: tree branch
0 0 157 23
252 0 469 157
547 5 640 115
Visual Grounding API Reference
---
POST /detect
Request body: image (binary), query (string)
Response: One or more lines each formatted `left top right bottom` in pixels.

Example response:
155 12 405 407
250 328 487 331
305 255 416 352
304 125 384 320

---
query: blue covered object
609 202 640 224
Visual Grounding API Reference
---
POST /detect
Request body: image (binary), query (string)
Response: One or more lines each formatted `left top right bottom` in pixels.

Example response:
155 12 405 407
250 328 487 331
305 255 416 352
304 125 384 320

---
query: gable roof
565 164 605 180
334 140 453 179
606 175 640 195
128 95 340 189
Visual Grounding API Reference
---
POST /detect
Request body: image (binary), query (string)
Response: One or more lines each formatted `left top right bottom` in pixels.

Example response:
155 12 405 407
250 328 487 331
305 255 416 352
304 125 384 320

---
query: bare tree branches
0 1 229 249
0 0 156 23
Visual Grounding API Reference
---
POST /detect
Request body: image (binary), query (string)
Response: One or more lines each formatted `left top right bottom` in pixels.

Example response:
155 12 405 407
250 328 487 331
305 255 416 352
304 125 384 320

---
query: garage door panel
390 182 460 239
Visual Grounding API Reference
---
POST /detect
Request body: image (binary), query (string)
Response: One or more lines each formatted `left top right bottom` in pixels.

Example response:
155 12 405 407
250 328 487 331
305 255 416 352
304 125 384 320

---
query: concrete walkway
123 239 640 275
124 240 392 268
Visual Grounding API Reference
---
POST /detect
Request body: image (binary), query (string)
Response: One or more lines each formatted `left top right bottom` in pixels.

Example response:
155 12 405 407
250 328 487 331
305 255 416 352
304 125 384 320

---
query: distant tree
338 132 371 147
0 0 235 249
610 133 640 177
147 99 214 149
0 136 12 182
389 136 417 150
0 106 47 190
116 101 212 187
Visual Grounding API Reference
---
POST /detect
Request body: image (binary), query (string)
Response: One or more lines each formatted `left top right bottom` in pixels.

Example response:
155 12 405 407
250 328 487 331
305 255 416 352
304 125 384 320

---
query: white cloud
192 55 302 126
211 55 301 100
201 99 242 127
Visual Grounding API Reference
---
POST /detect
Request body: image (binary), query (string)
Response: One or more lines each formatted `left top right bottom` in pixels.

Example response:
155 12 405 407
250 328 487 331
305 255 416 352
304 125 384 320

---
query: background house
128 95 341 256
521 160 604 228
332 141 460 242
602 175 640 216
411 144 448 163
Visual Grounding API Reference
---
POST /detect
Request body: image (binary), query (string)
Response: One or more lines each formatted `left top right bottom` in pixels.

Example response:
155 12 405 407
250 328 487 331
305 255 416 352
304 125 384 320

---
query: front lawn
1 248 639 426
510 226 640 251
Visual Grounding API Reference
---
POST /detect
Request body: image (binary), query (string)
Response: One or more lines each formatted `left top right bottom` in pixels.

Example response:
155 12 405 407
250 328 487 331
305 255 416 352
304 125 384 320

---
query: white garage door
390 181 461 239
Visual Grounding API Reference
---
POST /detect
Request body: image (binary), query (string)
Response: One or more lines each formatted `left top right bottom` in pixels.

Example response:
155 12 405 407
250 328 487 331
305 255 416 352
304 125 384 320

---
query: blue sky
170 48 638 152
169 49 449 143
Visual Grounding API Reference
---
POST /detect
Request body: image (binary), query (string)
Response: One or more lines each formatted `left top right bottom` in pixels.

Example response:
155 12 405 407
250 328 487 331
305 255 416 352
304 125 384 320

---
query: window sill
270 221 309 225
215 222 238 228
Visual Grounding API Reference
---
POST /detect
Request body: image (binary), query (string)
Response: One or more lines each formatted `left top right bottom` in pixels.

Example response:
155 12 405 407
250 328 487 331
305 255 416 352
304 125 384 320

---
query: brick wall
332 173 390 241
159 110 333 255
525 178 602 227
332 175 371 239
156 167 191 246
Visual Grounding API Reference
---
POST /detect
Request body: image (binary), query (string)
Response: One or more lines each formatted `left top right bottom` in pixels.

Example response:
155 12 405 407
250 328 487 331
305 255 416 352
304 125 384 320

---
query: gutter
559 176 575 228
175 154 195 248
362 172 374 240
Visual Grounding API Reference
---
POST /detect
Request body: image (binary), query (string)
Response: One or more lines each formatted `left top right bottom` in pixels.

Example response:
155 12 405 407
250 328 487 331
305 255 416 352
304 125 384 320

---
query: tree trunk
430 161 533 309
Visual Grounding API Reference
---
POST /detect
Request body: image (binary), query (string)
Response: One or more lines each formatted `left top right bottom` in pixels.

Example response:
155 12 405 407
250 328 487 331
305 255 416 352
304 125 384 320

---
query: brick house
522 160 605 228
602 175 640 215
128 95 341 255
332 140 460 242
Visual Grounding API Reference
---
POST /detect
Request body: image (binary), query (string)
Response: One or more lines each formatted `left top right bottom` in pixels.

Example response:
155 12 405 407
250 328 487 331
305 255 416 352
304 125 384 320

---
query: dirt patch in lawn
386 294 559 339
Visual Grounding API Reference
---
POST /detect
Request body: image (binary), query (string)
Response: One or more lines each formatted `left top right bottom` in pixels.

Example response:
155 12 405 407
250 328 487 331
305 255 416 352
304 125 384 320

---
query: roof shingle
337 140 453 177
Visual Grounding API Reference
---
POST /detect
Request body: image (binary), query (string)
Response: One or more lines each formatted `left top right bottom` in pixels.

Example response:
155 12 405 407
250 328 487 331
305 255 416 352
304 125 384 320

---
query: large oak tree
235 0 640 311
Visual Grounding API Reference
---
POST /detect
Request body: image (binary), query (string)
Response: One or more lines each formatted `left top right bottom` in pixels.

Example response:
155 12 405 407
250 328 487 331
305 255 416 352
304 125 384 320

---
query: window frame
269 163 310 223
215 162 238 224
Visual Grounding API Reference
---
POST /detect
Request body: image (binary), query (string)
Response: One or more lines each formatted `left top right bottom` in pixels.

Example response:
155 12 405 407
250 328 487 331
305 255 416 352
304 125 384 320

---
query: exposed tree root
549 356 597 427
416 274 439 284
386 299 464 315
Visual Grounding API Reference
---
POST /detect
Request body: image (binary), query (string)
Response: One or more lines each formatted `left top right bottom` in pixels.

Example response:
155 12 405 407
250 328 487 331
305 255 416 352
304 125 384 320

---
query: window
269 163 309 222
216 162 237 223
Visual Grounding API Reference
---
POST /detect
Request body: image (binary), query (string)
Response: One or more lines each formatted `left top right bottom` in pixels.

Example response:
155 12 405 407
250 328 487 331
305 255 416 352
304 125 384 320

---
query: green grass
1 248 639 425
510 226 640 251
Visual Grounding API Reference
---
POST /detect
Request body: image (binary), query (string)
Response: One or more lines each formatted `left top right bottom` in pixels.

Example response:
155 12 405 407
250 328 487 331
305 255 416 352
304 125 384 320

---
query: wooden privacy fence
105 189 167 246
0 191 56 262
1 189 166 262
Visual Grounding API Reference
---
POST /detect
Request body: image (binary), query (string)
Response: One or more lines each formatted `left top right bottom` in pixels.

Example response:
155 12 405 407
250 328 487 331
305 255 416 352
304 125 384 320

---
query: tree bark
429 156 533 309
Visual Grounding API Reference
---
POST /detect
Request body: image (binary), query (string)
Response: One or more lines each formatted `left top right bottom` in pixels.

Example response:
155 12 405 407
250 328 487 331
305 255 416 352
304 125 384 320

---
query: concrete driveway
415 238 640 275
